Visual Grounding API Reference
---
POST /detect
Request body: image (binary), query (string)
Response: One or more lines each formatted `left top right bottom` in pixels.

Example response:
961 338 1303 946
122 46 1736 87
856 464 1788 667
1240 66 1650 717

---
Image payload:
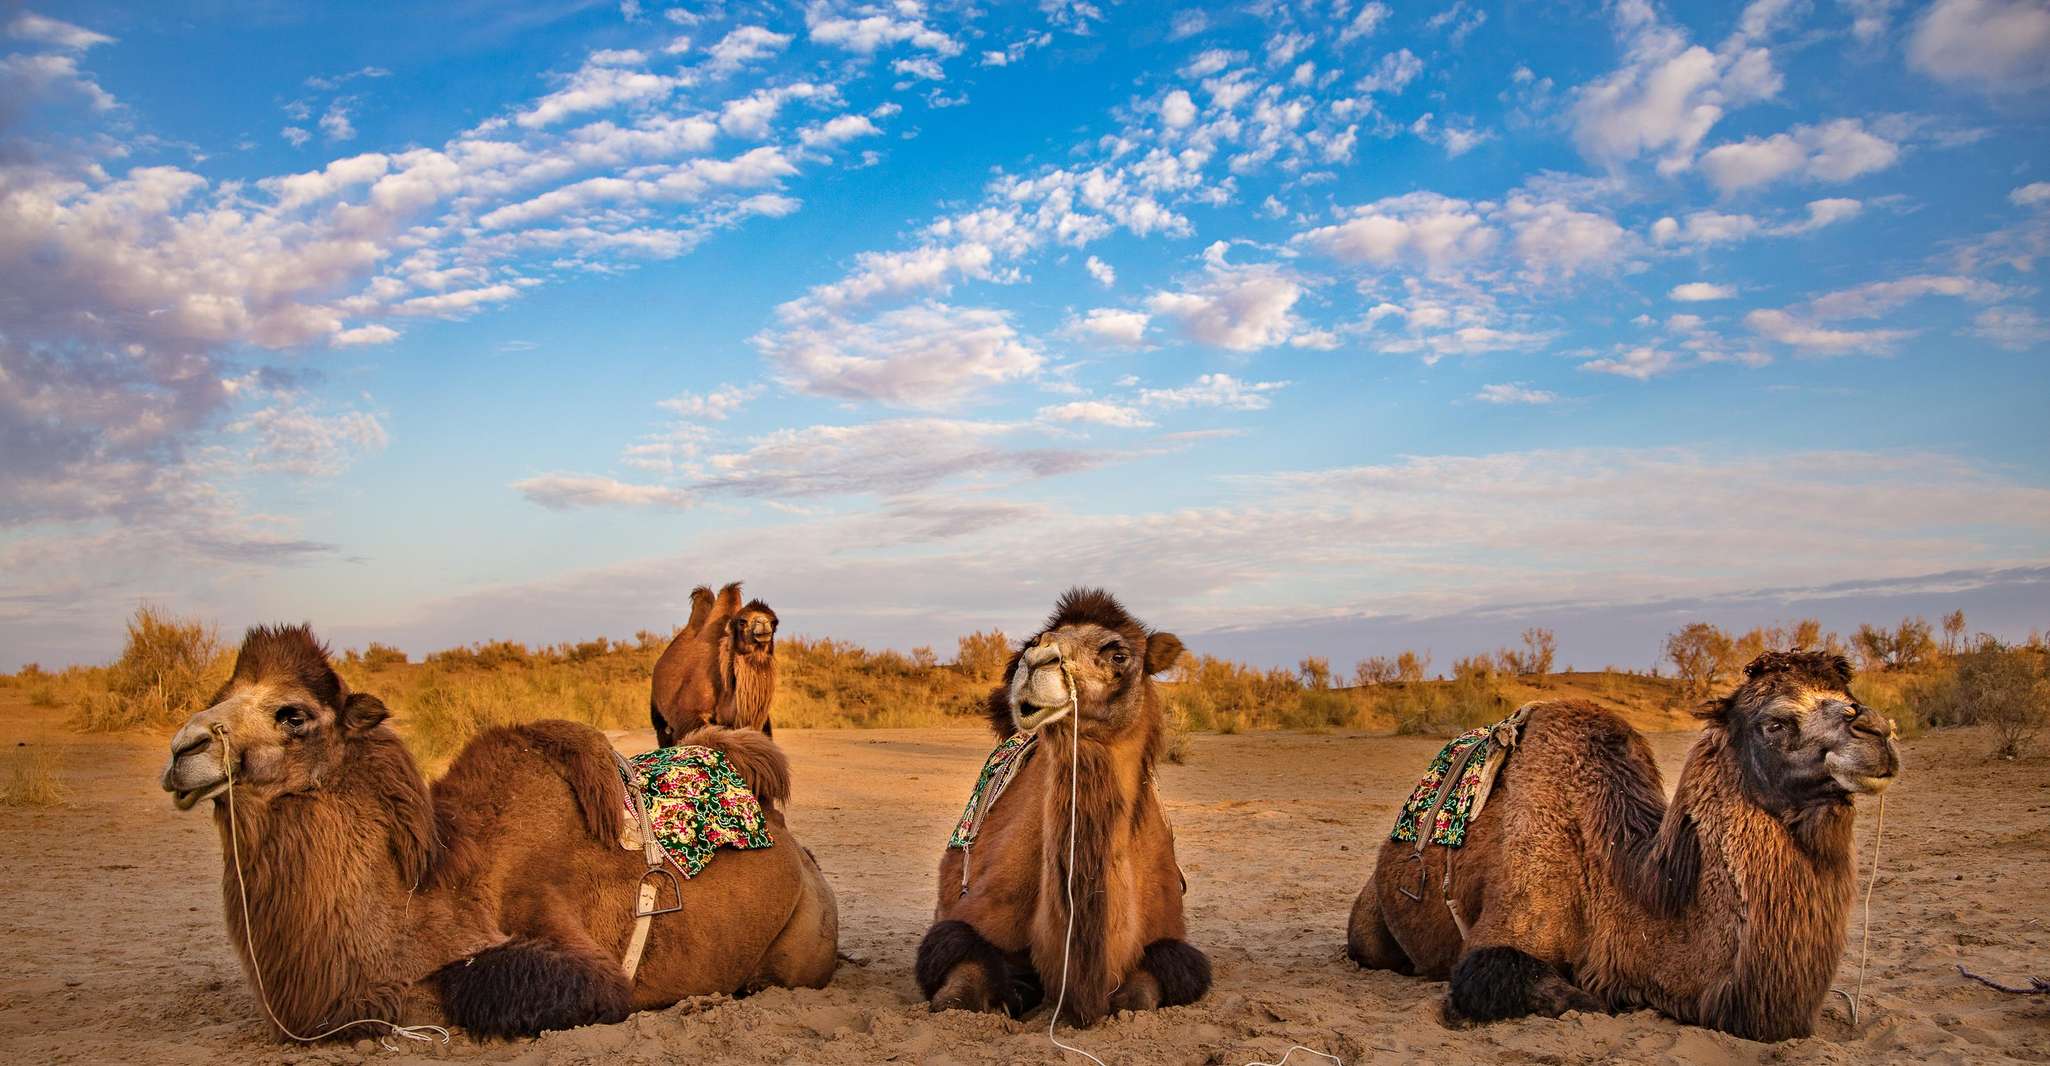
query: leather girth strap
613 750 684 982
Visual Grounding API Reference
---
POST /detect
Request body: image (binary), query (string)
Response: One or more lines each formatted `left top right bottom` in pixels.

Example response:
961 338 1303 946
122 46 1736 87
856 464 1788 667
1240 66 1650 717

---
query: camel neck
1664 731 1858 1039
213 737 467 1035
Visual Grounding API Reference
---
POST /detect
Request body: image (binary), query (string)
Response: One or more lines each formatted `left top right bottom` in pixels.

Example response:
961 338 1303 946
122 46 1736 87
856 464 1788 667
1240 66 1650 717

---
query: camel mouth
171 780 230 810
1825 749 1898 795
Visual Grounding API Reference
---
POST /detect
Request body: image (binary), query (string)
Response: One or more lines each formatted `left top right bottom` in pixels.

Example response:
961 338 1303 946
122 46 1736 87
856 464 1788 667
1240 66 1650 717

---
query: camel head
1711 650 1901 811
161 624 391 811
733 599 778 657
1005 587 1182 736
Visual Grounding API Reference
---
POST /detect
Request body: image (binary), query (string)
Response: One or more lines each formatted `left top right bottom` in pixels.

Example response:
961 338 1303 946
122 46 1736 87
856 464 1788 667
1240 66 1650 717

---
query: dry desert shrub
1 745 68 808
69 606 228 732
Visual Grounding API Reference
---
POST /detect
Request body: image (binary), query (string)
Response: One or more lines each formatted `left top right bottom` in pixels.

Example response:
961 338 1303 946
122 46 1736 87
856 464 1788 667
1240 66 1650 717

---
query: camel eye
1108 648 1130 667
275 705 308 730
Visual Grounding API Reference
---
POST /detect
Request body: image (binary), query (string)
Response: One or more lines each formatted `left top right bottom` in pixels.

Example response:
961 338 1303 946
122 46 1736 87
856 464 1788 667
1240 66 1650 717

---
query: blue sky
3 0 2047 673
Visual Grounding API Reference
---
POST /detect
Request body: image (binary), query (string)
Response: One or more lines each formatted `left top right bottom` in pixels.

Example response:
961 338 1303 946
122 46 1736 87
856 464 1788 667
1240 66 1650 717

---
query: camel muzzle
162 713 231 810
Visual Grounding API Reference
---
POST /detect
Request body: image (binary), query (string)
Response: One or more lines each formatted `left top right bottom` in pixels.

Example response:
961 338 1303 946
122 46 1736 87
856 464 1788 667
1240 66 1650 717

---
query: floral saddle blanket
616 745 774 878
949 731 1038 850
1389 705 1534 849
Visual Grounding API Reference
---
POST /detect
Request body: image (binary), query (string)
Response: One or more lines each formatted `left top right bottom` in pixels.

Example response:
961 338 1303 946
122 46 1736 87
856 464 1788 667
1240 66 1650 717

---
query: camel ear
341 691 390 734
1145 632 1184 676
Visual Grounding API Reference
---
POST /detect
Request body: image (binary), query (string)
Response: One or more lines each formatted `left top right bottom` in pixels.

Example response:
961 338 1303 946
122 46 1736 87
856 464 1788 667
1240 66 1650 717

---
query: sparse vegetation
1 745 68 808
11 605 2045 760
69 607 229 733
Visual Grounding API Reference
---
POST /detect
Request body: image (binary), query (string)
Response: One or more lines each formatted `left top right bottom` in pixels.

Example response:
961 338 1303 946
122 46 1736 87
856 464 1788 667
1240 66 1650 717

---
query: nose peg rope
1032 651 1340 1066
1831 793 1887 1027
211 724 451 1050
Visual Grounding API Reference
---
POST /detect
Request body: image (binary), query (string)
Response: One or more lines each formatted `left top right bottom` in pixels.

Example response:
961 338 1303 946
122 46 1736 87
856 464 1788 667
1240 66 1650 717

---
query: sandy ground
3 702 2047 1066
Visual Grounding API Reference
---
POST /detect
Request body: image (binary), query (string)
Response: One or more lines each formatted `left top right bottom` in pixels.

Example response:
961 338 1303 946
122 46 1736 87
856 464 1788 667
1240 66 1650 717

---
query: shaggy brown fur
920 588 1208 1027
163 625 836 1041
1347 651 1899 1042
650 582 780 746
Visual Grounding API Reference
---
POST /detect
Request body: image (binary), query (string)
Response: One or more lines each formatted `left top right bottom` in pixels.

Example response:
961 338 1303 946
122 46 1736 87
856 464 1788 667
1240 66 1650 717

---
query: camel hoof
931 971 996 1014
1109 971 1163 1014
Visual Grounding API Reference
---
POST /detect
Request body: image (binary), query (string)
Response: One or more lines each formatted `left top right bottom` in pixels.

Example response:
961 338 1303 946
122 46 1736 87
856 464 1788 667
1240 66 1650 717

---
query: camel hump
679 725 790 811
490 720 629 847
683 585 715 634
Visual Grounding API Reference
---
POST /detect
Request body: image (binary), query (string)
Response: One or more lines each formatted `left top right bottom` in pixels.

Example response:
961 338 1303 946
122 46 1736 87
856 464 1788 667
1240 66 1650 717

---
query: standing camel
1347 651 1900 1041
651 582 779 746
161 624 836 1040
916 588 1210 1027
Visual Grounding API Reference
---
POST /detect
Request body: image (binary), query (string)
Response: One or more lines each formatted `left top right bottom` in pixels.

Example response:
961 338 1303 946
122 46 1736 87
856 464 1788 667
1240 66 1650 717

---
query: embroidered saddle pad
949 731 1038 850
1389 706 1533 848
617 745 773 878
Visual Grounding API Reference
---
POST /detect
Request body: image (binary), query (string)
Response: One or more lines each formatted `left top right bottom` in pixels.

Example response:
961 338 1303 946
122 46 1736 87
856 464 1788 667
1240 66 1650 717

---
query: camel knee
1134 938 1210 1008
1446 946 1601 1024
917 920 1023 1016
1346 879 1413 974
433 936 631 1038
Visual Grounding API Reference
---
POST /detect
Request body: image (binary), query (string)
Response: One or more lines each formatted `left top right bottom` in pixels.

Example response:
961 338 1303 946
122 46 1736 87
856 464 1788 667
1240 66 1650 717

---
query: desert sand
3 702 2046 1065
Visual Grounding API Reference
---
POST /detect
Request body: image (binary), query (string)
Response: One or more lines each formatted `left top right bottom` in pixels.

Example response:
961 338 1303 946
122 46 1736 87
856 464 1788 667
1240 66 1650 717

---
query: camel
651 582 779 746
160 624 836 1041
916 588 1210 1027
1347 650 1901 1042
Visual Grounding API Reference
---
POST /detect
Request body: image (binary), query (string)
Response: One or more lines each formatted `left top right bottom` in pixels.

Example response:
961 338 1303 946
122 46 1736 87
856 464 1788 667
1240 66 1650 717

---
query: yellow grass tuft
1 745 69 808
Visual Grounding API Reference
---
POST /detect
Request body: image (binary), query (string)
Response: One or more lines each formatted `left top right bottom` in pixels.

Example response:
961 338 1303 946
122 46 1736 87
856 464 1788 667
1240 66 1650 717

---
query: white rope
1832 792 1887 1026
213 725 451 1051
1044 651 1107 1066
1245 1046 1342 1066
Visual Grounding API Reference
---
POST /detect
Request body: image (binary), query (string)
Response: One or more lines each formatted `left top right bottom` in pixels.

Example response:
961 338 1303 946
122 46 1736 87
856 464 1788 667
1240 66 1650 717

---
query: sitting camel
651 582 780 746
1347 650 1900 1041
917 588 1210 1027
161 624 836 1040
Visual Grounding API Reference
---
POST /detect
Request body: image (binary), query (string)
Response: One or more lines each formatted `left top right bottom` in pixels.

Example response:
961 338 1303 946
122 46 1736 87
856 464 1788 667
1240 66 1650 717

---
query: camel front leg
1107 939 1211 1014
1346 871 1415 974
918 920 1030 1016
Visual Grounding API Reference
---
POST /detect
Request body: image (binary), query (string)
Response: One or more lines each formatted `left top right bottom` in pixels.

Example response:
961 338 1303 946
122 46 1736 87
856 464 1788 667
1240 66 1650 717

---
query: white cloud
1670 281 1736 301
1084 255 1116 287
1909 0 2050 94
1501 195 1626 279
755 303 1045 409
1357 49 1422 93
1341 3 1393 42
393 283 523 317
799 113 881 146
1581 345 1680 379
1160 89 1197 128
2012 182 2050 207
1700 118 1899 194
7 11 113 50
1807 274 2008 318
1475 382 1558 405
1295 192 1496 273
892 56 946 81
1068 307 1150 346
807 5 963 55
1 51 116 111
1744 309 1912 353
1972 306 2050 349
332 324 401 346
517 58 684 128
225 396 389 477
719 82 830 138
516 474 696 510
1569 3 1785 174
707 25 793 72
660 383 762 421
1145 264 1303 350
1139 372 1289 410
1037 401 1155 428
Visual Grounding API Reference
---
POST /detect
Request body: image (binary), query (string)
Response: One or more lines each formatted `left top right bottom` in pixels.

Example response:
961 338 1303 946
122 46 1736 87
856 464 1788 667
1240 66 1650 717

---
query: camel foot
1109 971 1162 1014
917 920 1023 1016
1447 945 1601 1023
